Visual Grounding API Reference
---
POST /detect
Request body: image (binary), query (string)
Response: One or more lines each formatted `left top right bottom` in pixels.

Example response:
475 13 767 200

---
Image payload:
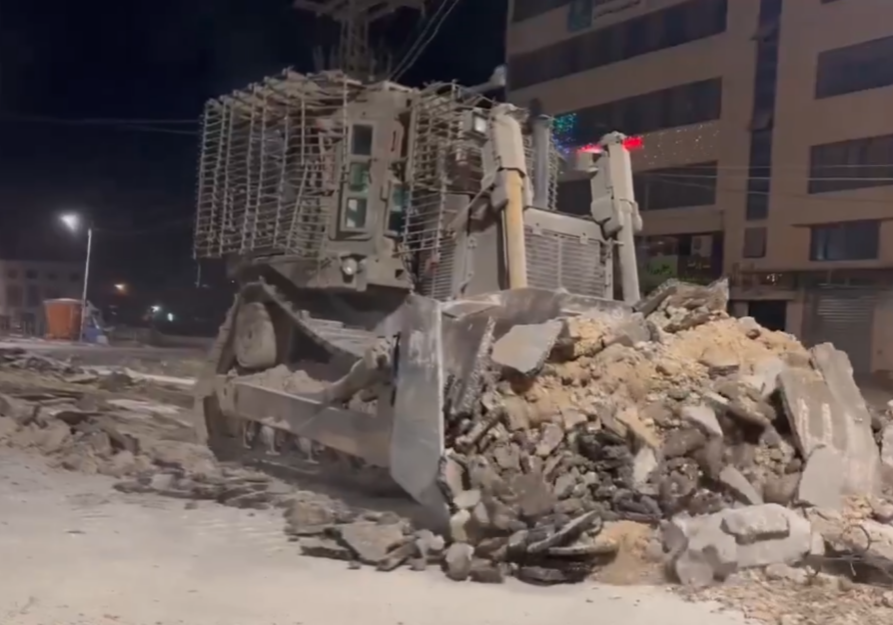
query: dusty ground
0 450 754 625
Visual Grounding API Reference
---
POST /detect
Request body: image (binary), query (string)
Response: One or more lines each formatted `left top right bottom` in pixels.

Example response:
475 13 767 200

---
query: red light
622 136 644 151
577 143 603 154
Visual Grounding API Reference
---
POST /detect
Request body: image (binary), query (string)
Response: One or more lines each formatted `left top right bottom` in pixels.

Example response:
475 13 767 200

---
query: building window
46 272 57 281
25 285 40 308
635 162 718 211
69 272 81 282
809 220 879 261
815 34 893 99
6 269 17 279
24 269 38 280
554 79 722 146
743 228 767 258
512 0 571 23
508 0 727 89
5 285 23 307
808 133 893 194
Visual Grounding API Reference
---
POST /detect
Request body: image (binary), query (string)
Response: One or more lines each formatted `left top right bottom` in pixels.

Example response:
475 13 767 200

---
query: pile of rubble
358 278 893 587
5 280 893 606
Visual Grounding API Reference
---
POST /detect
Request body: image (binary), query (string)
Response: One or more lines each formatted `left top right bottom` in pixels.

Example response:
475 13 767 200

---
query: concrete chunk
779 356 881 497
491 321 563 376
721 504 790 544
718 466 763 505
797 446 844 510
681 404 723 438
882 424 893 486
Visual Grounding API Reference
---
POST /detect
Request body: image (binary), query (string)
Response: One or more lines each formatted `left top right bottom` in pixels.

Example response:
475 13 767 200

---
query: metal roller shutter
803 287 876 374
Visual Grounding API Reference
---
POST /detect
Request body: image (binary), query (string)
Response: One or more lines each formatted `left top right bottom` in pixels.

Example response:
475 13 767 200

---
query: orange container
44 299 82 341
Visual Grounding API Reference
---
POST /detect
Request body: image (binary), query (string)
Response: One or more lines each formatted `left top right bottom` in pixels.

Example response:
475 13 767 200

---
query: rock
0 394 35 424
449 509 474 543
718 466 763 505
870 498 893 524
444 542 474 581
762 473 801 505
284 499 337 531
561 407 588 432
98 449 132 477
414 529 445 559
764 562 807 584
667 505 813 587
536 424 564 457
336 522 406 565
669 514 738 586
491 321 563 376
453 489 482 510
737 316 762 339
721 504 790 544
681 404 723 438
508 472 556 520
300 537 353 560
440 455 466 499
632 447 658 489
796 446 844 510
502 397 531 432
663 428 706 458
553 472 578 499
469 559 505 583
699 346 739 377
752 357 785 398
882 424 893 486
35 421 72 454
615 405 660 449
0 416 19 440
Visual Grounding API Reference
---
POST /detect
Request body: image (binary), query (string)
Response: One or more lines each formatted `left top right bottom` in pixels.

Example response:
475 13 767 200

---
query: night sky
0 0 505 293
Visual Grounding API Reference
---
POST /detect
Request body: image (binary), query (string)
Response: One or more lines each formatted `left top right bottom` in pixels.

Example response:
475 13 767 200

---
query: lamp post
60 213 93 342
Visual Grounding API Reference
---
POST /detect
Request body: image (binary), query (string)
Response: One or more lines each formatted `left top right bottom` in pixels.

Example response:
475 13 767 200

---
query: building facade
0 259 84 335
507 0 893 376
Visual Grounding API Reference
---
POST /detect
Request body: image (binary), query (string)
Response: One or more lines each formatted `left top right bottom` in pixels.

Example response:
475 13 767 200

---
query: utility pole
292 0 424 80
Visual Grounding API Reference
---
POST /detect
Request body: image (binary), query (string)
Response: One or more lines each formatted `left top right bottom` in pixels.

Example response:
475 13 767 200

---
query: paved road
0 339 205 376
0 450 750 625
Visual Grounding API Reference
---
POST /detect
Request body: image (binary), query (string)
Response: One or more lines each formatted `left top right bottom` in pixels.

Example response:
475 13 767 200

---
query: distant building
507 0 893 376
0 259 84 335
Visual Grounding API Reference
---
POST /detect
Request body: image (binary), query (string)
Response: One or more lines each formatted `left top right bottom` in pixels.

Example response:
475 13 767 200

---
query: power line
0 113 198 135
94 217 194 236
390 0 463 82
639 175 893 205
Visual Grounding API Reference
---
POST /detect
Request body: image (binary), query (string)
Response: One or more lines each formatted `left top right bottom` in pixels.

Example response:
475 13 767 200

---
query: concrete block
797 446 844 510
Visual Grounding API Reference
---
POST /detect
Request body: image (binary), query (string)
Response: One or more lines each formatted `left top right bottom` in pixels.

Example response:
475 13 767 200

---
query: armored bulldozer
192 69 643 524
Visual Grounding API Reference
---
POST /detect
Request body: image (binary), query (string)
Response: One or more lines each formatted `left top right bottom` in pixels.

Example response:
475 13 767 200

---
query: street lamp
60 212 93 343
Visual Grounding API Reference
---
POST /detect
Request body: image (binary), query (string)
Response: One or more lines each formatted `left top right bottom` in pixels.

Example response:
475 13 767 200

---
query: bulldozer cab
194 71 642 305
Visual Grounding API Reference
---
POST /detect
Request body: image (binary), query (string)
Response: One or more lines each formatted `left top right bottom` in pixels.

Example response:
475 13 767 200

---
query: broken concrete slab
881 424 893 486
681 404 723 438
718 466 763 506
336 522 407 565
796 446 844 510
666 504 814 587
490 321 563 376
779 360 881 497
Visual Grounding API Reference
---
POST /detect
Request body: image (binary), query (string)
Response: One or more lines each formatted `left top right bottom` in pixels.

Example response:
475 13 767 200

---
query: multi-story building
506 0 893 376
0 259 84 335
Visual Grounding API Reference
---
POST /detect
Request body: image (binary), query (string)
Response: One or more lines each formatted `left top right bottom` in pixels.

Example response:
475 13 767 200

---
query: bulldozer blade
216 379 392 467
445 287 633 334
389 294 449 526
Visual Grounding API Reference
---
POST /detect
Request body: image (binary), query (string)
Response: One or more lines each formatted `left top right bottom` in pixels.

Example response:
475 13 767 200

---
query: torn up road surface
0 451 750 625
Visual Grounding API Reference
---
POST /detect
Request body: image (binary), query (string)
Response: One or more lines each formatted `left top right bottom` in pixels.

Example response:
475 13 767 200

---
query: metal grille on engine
524 228 611 299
